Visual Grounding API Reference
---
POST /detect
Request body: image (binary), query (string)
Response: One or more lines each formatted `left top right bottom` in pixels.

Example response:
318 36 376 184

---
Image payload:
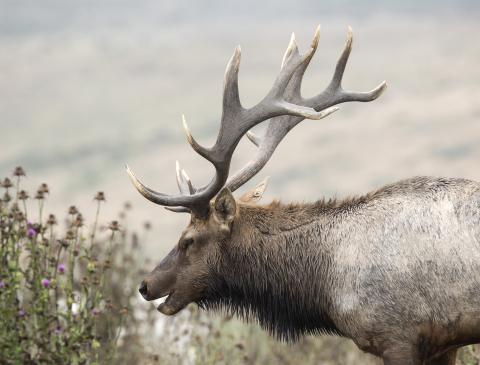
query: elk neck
200 199 360 340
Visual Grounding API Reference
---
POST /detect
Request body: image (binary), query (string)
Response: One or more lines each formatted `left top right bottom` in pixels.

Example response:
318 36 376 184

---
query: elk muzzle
138 247 178 302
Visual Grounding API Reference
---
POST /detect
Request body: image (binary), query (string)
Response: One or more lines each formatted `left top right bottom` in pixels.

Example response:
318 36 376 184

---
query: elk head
127 26 386 315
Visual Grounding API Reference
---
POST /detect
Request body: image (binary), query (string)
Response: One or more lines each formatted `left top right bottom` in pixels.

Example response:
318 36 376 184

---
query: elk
127 26 480 365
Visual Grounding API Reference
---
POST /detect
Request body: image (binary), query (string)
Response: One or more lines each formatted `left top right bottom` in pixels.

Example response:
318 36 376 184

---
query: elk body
127 26 480 365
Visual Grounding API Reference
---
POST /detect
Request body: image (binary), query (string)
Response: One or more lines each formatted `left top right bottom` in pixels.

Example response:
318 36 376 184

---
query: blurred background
1 1 479 363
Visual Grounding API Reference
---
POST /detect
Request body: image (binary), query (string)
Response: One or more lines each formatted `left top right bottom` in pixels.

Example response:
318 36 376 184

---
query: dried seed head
58 239 69 248
66 230 75 240
47 214 57 226
74 214 84 227
13 166 26 177
18 190 29 201
68 206 78 215
2 178 13 189
73 249 79 257
108 221 120 232
143 221 152 231
35 191 44 200
3 192 11 203
119 306 128 315
103 259 111 270
39 183 49 194
123 201 132 210
235 342 245 351
94 191 105 201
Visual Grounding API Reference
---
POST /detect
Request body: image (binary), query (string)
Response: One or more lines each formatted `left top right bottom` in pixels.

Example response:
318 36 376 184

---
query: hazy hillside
0 1 479 258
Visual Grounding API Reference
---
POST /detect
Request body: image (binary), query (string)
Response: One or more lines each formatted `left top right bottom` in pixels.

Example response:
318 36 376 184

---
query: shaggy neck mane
198 199 359 341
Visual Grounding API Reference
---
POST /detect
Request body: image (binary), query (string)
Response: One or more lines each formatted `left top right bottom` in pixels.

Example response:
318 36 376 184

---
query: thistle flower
0 280 5 289
17 309 25 317
103 260 111 270
3 192 11 203
18 190 29 200
13 166 26 177
58 239 69 248
94 191 105 202
27 227 36 238
108 221 120 232
54 326 62 335
91 308 100 316
57 264 66 274
47 214 57 226
41 278 50 288
34 191 44 200
87 261 96 273
39 183 49 194
68 206 78 215
74 213 84 227
2 178 12 189
65 230 75 240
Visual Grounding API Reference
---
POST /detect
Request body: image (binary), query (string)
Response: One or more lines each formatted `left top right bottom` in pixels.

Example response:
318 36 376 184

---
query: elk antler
127 26 386 216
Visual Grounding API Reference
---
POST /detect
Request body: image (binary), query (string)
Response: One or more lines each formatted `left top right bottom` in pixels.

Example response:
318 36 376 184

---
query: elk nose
139 280 149 300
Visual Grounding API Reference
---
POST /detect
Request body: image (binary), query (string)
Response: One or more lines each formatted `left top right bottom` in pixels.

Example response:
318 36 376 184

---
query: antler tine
308 26 387 108
281 33 299 69
226 25 385 193
182 115 210 160
175 161 187 195
246 130 262 147
181 168 195 194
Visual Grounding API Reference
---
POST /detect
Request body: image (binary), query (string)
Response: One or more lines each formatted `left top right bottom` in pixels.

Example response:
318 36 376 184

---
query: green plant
0 167 153 364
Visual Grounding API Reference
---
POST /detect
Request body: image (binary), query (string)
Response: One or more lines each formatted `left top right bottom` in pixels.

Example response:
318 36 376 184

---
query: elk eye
183 238 194 249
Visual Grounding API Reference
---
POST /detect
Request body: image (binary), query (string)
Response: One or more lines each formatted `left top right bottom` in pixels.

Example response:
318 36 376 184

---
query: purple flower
54 326 62 335
17 310 25 317
91 308 100 316
0 281 5 289
27 227 36 238
57 264 66 274
41 278 50 288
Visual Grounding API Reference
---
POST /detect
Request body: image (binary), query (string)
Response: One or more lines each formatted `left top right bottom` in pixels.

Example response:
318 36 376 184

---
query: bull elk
126 26 480 365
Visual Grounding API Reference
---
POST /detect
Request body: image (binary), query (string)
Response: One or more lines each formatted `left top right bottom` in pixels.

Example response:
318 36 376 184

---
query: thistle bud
94 191 105 201
47 214 57 226
39 183 49 194
68 206 78 215
13 166 26 177
2 178 12 189
108 221 120 232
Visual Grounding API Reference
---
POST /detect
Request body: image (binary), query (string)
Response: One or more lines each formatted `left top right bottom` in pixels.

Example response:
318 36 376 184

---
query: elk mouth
157 290 187 316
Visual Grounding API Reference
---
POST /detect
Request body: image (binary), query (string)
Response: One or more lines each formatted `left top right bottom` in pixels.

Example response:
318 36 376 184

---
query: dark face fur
138 188 236 315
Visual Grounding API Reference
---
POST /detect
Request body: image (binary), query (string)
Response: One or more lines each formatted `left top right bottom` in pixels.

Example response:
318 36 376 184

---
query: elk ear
213 188 237 225
239 176 269 203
